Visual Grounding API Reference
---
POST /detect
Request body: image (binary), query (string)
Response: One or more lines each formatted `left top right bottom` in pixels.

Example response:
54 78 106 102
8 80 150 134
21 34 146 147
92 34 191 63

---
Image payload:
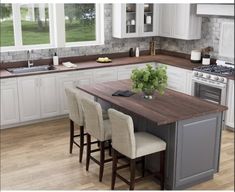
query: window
0 3 104 51
64 4 96 42
20 4 50 45
0 4 14 47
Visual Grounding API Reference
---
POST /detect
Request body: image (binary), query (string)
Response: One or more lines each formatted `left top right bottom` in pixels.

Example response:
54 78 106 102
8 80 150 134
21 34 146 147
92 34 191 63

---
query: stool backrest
65 87 84 126
108 109 136 159
81 98 104 141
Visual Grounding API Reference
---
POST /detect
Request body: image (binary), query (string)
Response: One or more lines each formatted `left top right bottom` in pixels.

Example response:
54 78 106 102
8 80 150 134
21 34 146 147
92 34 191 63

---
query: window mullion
12 4 22 47
53 3 65 47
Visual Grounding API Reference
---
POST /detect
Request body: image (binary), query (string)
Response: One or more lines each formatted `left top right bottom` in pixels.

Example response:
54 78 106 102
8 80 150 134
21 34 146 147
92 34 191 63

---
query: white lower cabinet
159 64 192 95
40 74 60 118
0 78 20 126
93 67 118 83
18 76 41 122
225 79 234 129
58 70 94 115
18 74 60 122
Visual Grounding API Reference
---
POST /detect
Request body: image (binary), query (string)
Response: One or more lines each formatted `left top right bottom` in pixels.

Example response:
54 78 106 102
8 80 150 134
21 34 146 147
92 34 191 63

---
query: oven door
191 78 227 105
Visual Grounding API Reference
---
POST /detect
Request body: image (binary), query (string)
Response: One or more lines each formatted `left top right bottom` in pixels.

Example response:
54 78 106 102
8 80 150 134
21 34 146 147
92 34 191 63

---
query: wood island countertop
77 79 227 125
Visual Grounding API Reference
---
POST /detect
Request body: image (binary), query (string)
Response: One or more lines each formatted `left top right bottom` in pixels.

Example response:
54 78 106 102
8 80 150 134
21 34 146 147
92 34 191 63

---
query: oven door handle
191 78 227 89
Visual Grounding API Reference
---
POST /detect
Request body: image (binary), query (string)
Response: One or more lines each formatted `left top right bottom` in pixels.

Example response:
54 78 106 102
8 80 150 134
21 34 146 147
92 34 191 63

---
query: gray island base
122 109 223 190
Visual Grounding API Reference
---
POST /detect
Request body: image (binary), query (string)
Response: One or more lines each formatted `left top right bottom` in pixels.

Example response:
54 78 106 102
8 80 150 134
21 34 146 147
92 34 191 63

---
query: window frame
0 3 104 52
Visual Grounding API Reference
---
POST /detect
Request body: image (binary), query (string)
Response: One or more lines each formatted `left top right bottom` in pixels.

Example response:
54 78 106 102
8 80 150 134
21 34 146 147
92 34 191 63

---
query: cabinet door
93 67 117 83
123 4 139 38
166 65 187 94
158 4 173 37
226 80 234 129
139 4 158 36
18 77 41 122
40 75 60 118
172 4 189 39
57 72 79 115
0 78 20 126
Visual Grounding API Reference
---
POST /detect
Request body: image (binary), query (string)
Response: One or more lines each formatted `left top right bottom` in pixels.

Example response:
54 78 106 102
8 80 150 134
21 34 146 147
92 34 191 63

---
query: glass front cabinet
112 4 158 38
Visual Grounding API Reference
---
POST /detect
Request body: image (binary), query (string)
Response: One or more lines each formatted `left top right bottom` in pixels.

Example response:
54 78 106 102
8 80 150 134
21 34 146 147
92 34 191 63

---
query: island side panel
174 112 223 189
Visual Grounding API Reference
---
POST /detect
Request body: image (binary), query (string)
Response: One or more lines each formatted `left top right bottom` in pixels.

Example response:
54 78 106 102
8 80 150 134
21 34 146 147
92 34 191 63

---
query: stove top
193 64 234 77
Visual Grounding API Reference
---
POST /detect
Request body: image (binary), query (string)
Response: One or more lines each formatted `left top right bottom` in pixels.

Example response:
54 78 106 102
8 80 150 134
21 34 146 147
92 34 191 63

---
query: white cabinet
0 78 20 126
40 74 60 118
159 64 192 95
159 4 202 40
18 76 41 122
117 63 155 80
225 80 234 129
93 67 118 83
18 74 60 121
58 70 94 115
112 4 158 38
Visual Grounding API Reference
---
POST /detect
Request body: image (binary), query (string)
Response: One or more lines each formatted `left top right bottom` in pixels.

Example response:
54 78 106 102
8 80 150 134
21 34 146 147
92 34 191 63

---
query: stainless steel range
192 62 234 105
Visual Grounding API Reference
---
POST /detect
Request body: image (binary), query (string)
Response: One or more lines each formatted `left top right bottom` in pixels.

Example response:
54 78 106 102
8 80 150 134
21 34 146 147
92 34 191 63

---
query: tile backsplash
0 4 234 64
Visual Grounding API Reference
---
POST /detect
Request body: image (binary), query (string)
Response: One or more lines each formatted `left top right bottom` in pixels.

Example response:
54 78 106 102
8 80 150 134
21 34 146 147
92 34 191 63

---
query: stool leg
99 141 105 182
79 126 84 163
129 159 136 190
69 120 74 154
160 151 165 190
86 134 91 171
142 156 145 177
108 140 112 156
111 149 118 190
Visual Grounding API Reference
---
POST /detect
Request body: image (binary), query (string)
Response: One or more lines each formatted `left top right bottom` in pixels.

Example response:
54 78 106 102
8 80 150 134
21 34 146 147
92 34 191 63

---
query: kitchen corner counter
0 54 202 79
1 54 233 80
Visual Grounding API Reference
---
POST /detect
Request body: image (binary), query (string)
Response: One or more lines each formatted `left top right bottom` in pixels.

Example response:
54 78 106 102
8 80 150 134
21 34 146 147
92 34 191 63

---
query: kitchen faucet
27 50 34 68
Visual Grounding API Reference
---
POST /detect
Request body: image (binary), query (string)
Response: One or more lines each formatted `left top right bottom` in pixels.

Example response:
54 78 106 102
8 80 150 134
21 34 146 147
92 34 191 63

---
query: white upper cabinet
159 4 202 40
112 4 158 38
0 78 20 126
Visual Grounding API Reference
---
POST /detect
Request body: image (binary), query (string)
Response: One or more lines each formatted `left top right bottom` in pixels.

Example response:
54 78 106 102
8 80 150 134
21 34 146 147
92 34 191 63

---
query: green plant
131 64 168 95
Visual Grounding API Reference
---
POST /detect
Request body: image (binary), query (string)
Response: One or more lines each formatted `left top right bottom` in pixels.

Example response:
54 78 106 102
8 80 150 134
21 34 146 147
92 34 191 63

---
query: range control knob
199 72 203 77
194 72 199 76
214 76 219 81
206 74 211 79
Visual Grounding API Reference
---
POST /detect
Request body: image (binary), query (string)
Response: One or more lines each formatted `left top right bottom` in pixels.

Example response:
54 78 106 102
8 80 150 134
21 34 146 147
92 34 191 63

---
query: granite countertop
78 79 228 125
0 54 234 80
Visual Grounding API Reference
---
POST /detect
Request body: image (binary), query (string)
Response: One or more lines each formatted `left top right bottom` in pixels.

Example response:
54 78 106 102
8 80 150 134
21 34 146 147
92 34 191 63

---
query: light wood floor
0 118 234 190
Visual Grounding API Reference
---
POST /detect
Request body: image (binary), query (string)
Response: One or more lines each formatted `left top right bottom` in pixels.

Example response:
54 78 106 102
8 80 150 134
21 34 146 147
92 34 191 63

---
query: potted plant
131 64 168 99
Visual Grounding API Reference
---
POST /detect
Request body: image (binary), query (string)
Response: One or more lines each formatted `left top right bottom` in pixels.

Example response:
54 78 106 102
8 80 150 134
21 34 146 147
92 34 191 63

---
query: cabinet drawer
94 67 118 83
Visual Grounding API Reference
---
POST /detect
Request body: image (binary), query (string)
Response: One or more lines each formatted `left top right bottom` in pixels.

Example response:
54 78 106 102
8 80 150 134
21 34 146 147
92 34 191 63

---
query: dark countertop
1 54 234 80
77 79 228 125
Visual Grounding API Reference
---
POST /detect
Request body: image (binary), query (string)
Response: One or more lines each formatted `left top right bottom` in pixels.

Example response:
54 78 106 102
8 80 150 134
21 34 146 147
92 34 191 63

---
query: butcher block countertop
1 54 234 80
77 79 227 125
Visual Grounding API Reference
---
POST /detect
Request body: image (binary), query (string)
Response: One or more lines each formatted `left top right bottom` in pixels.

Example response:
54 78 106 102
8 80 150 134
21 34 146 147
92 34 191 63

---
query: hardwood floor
0 118 234 190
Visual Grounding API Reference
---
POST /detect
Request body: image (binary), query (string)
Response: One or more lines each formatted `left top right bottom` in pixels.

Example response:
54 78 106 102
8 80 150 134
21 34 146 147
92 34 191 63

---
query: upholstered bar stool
81 98 112 182
108 109 167 190
65 87 85 162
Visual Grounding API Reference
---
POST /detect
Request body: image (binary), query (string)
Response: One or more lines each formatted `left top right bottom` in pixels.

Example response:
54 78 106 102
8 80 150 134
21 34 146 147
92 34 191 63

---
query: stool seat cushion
135 132 166 158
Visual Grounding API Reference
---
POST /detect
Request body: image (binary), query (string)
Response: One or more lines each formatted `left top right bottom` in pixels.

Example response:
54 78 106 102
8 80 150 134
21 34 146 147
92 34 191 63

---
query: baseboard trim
0 115 68 129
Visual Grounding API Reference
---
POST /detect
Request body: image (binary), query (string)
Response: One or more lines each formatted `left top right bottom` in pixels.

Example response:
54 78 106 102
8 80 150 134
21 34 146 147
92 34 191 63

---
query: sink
7 65 56 74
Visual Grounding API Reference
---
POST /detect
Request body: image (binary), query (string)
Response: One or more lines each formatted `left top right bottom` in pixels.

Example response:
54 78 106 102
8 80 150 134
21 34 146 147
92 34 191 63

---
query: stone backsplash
0 4 234 64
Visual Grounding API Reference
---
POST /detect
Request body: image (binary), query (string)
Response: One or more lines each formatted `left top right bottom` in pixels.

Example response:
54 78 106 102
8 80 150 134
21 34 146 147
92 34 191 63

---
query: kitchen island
77 79 227 190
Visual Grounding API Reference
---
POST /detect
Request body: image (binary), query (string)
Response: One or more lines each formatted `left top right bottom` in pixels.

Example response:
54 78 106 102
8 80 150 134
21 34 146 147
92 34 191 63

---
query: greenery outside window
0 4 15 47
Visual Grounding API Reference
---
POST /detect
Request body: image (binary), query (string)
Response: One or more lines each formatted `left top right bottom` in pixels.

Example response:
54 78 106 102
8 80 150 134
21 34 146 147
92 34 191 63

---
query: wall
160 16 234 63
0 4 160 63
0 4 234 64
